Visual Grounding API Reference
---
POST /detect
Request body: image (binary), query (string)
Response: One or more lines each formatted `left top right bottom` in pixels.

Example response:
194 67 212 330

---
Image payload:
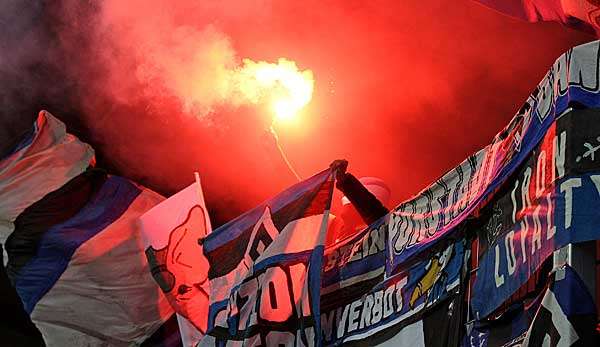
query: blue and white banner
201 169 334 346
471 107 600 319
464 265 598 347
387 40 600 275
522 265 597 346
321 218 466 346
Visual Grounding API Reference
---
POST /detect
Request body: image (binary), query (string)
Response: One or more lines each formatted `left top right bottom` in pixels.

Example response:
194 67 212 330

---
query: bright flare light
228 57 312 182
235 58 314 122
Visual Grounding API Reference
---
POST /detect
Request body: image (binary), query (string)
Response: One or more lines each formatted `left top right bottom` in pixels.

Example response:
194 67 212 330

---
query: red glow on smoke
50 0 591 223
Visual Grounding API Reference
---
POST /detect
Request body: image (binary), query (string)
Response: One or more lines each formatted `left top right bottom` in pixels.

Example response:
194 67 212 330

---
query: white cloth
140 181 213 346
0 110 94 262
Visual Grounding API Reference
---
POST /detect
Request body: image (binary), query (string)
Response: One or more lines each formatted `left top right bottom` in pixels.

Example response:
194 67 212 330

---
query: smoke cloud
0 0 593 225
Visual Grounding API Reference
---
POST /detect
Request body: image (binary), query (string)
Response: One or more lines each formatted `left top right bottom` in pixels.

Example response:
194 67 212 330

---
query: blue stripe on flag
14 176 141 313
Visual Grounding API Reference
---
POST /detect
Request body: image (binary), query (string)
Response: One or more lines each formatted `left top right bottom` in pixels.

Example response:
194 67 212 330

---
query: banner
464 265 598 347
387 40 600 273
140 179 212 346
201 169 334 346
522 265 597 346
471 107 600 318
321 218 466 346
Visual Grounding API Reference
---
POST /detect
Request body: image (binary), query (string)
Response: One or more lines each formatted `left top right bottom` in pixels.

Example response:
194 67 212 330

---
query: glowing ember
233 58 314 122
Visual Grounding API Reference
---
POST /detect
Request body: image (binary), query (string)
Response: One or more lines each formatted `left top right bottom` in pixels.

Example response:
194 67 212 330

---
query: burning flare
231 58 314 122
228 58 312 182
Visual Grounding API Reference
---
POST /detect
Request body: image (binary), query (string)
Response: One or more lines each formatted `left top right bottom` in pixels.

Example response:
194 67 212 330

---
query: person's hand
329 159 348 181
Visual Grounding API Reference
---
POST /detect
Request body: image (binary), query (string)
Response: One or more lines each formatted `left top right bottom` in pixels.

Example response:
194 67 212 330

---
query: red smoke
48 0 591 224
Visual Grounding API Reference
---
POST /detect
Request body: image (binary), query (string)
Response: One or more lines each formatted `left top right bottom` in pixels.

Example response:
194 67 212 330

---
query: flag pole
194 172 203 202
194 171 212 231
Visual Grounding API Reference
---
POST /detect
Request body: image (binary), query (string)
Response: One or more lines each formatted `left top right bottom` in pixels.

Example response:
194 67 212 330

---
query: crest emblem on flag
145 204 210 332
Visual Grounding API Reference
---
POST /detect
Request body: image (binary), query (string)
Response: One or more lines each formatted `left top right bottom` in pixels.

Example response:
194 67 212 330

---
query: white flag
140 178 212 346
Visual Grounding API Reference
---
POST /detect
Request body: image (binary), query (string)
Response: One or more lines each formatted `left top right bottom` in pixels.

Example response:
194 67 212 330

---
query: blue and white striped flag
2 111 174 346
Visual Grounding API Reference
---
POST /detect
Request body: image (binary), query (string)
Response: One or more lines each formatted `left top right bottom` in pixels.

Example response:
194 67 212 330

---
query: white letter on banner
554 132 567 179
237 278 259 331
337 305 350 338
359 294 373 329
531 205 542 255
569 47 599 91
395 276 408 312
560 178 582 229
349 241 362 262
369 226 385 256
511 179 520 223
536 151 547 198
522 167 532 210
383 285 395 319
520 220 528 265
348 300 362 333
446 178 460 221
494 244 505 288
535 73 553 119
259 267 292 323
504 230 517 276
519 168 532 265
554 49 569 95
289 263 311 317
371 291 383 325
362 235 370 259
546 194 556 240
